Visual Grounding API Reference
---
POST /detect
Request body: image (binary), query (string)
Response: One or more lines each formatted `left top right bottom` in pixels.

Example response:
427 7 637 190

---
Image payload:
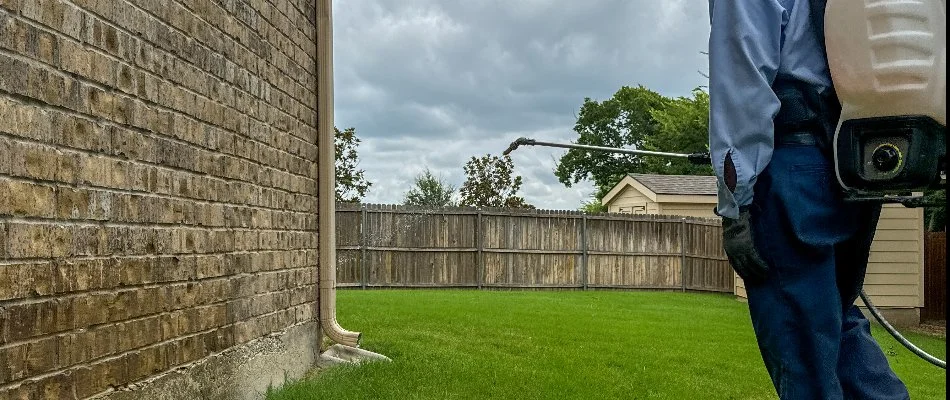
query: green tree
924 189 946 232
459 154 534 209
554 85 669 197
642 89 713 176
403 168 457 207
335 127 373 203
555 86 713 204
579 197 607 213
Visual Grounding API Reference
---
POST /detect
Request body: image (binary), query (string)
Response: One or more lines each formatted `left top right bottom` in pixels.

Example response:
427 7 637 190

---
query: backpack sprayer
505 0 947 368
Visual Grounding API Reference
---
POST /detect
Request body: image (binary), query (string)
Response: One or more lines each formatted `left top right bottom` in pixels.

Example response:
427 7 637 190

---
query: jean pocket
781 165 842 250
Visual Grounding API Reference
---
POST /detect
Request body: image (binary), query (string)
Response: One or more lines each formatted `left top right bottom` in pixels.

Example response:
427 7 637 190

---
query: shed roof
627 174 718 196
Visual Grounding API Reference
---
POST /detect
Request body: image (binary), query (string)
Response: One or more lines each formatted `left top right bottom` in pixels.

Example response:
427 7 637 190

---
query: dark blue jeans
745 143 910 399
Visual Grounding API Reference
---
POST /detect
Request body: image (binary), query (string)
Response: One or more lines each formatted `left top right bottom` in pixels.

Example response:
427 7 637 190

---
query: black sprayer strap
809 0 828 53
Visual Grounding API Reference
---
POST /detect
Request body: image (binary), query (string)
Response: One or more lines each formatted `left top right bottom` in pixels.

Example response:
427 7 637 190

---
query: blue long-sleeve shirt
707 0 834 219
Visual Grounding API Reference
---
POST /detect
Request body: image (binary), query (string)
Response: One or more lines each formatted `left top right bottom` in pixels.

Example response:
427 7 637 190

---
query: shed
602 173 926 326
601 174 719 218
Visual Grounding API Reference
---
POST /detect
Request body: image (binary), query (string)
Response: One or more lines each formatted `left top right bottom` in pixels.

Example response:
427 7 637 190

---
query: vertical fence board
923 231 946 321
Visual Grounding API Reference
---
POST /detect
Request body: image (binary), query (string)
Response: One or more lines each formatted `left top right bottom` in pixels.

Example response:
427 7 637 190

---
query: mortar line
0 249 317 268
0 214 316 233
0 249 318 267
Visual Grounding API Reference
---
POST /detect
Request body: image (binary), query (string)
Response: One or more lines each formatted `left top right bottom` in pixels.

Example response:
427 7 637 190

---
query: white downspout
316 0 361 348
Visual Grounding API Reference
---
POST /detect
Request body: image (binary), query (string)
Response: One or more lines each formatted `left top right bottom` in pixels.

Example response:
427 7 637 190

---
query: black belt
775 131 819 147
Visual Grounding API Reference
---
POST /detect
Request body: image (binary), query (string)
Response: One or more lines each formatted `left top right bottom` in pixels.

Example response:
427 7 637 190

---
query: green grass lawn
267 290 946 400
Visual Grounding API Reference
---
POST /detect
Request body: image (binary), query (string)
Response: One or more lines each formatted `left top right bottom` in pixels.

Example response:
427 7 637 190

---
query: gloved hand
721 208 769 284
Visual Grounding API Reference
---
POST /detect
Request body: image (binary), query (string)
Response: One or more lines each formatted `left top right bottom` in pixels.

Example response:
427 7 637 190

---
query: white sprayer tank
825 0 946 193
825 0 946 127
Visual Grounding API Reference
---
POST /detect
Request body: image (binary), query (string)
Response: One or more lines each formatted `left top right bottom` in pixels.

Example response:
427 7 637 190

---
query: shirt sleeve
707 0 788 219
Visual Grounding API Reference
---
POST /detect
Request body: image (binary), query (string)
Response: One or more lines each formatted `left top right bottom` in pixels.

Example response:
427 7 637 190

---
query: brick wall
0 0 322 398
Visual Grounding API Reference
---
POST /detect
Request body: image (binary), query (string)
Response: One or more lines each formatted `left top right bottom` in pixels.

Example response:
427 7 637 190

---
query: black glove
721 208 769 284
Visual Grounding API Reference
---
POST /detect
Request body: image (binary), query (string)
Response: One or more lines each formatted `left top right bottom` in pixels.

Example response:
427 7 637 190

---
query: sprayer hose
860 290 946 369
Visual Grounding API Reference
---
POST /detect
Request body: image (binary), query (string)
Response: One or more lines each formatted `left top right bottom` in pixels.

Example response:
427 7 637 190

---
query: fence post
360 204 368 290
581 214 589 290
476 210 483 290
680 218 687 292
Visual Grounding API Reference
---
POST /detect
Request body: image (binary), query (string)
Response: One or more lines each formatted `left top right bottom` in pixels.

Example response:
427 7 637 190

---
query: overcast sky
331 0 711 209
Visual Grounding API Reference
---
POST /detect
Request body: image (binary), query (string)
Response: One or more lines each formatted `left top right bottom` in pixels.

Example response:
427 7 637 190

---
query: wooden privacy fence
335 203 734 293
922 230 947 321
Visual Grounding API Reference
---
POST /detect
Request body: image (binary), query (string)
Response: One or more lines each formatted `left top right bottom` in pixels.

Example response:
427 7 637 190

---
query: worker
707 1 910 399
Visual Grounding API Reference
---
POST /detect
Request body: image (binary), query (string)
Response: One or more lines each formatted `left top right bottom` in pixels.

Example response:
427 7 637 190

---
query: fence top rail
337 202 722 225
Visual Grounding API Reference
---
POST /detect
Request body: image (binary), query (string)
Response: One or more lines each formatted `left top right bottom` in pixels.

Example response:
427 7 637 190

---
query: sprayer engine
825 0 946 198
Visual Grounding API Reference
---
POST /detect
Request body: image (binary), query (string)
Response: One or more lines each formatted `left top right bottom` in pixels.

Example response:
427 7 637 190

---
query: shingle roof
628 173 718 196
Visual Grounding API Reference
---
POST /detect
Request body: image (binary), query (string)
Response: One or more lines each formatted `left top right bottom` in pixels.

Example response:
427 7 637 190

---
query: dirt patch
909 320 946 339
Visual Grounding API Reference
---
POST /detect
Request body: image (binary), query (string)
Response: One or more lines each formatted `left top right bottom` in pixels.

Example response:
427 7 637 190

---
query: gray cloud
331 0 710 208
